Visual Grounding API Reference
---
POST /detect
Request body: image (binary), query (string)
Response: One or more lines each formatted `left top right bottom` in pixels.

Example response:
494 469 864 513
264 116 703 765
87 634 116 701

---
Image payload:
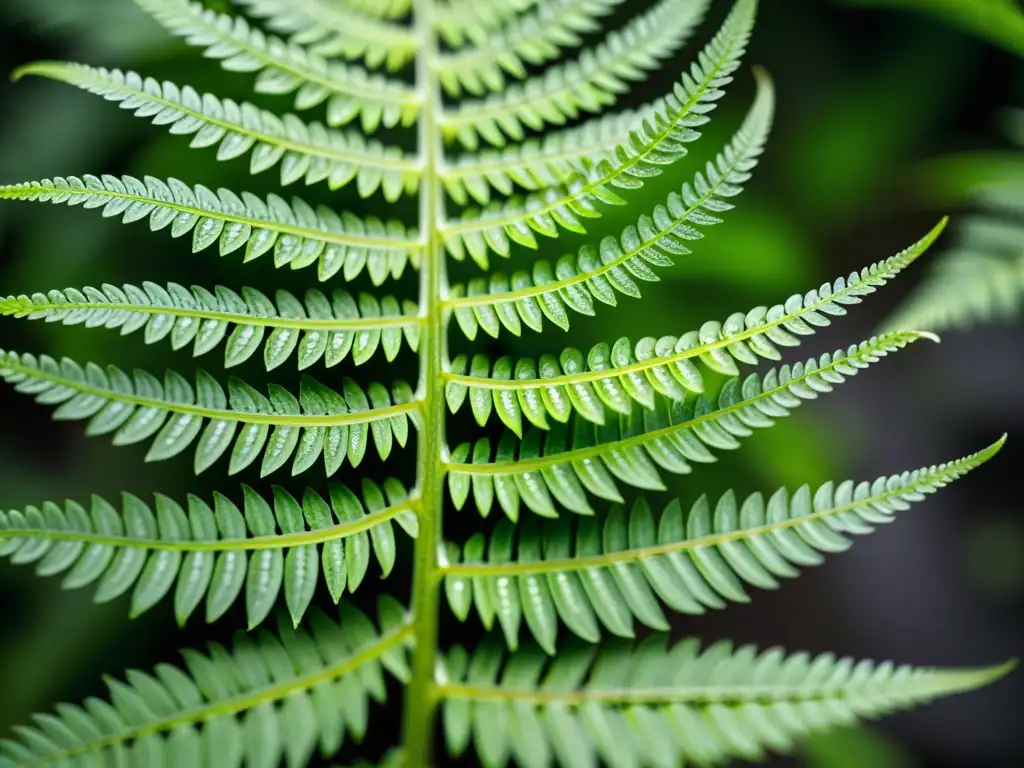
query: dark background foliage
0 1 1022 766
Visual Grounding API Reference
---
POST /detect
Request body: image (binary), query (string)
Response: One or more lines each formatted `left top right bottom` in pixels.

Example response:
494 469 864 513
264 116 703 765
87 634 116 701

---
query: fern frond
439 5 758 267
231 0 417 70
885 187 1024 332
0 480 417 626
435 0 538 47
0 597 413 768
439 636 1015 768
1 283 421 371
13 63 421 201
442 438 1003 648
0 351 417 475
439 0 710 150
434 0 625 97
448 86 773 330
445 222 945 433
441 108 639 206
133 0 420 131
0 175 420 284
446 332 930 520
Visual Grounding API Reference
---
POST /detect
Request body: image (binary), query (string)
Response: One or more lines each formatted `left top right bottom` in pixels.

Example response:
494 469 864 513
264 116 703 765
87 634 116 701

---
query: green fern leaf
885 186 1024 332
446 221 945 431
447 76 770 322
446 332 931 519
439 636 1015 768
0 1 1011 765
435 0 539 47
0 175 420 284
440 0 757 263
0 351 416 475
0 598 412 768
0 283 421 370
232 0 417 70
0 480 417 626
442 437 1003 648
434 0 624 97
13 62 421 201
441 108 639 206
133 0 420 131
439 0 711 149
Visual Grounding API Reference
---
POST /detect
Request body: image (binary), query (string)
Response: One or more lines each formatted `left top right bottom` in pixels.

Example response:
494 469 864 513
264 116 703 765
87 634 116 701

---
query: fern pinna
884 107 1024 333
0 1 1013 766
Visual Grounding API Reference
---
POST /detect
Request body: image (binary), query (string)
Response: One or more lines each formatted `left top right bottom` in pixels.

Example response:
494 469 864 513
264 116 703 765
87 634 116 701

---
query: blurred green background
0 1 1022 766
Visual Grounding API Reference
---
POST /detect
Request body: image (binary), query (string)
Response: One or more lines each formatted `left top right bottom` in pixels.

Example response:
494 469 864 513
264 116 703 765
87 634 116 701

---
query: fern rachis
0 1 1013 766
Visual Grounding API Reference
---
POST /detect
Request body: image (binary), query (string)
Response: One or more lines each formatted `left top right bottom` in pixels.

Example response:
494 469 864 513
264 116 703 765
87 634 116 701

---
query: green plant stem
402 1 448 765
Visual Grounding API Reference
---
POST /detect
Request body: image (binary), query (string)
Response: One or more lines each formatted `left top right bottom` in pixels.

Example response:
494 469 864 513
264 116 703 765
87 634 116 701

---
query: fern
443 437 1004 649
0 481 417 627
885 115 1024 331
440 637 1014 768
0 1 1013 766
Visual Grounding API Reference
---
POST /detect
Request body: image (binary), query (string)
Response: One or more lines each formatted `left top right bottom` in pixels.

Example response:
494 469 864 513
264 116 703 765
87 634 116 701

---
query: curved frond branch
0 599 413 767
446 82 774 331
0 481 418 626
1 282 422 371
439 38 763 267
133 0 420 131
440 108 640 206
434 0 538 47
231 0 417 70
884 186 1024 333
444 220 946 433
440 438 1003 647
439 0 710 150
439 636 1013 768
444 332 932 519
0 175 420 285
0 351 419 476
13 62 421 201
434 0 625 97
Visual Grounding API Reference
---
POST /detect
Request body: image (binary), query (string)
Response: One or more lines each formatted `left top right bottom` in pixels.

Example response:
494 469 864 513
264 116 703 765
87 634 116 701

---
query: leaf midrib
1 498 420 552
1 359 420 428
18 623 414 767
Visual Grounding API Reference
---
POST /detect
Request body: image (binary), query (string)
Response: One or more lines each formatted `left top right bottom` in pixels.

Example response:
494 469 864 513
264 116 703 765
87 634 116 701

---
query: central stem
402 0 447 765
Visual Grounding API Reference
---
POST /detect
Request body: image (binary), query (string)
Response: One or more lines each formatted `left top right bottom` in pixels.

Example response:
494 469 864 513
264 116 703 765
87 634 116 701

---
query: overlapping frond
446 332 929 520
439 0 710 149
0 283 421 371
0 351 417 475
439 636 1015 768
440 0 758 266
435 0 539 47
0 175 420 284
0 480 418 627
442 438 1003 649
0 598 413 768
133 0 420 131
13 63 421 201
445 222 945 433
885 185 1024 332
232 0 417 70
441 108 639 206
434 0 625 97
447 73 772 327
